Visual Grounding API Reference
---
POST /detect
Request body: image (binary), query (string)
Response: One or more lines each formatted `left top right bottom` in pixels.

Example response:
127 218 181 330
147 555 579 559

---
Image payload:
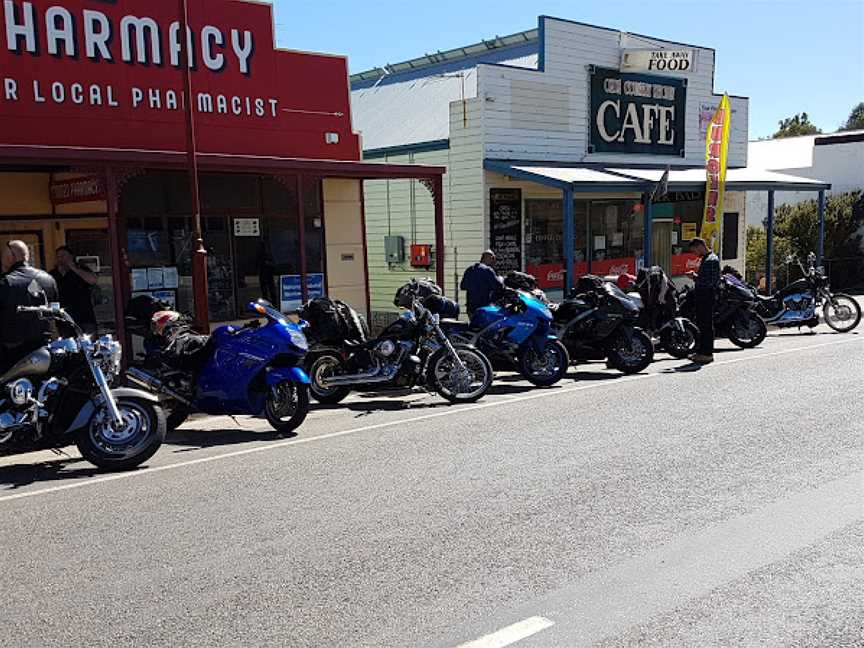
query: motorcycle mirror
27 278 48 305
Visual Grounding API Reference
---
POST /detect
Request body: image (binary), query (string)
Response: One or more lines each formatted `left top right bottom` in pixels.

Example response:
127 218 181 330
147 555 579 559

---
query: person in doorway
460 250 504 316
0 240 58 372
686 237 721 364
50 245 99 335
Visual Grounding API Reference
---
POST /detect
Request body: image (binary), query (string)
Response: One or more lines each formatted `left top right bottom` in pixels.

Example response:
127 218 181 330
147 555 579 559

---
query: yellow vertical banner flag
701 94 731 253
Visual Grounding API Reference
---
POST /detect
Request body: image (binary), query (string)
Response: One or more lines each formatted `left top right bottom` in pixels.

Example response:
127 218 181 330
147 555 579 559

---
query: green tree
772 112 822 138
774 191 863 260
745 225 793 287
840 102 864 131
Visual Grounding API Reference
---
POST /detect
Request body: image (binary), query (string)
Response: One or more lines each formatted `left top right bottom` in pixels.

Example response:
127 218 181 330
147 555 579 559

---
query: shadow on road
571 371 624 381
0 457 103 490
167 427 297 452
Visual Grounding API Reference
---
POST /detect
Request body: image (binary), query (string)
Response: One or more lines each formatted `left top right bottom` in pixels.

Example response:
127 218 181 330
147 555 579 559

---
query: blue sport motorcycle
126 298 311 433
442 289 570 386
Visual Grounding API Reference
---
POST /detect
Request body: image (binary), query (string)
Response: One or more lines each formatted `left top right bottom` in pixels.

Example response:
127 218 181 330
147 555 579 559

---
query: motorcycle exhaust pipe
126 367 194 408
319 360 393 388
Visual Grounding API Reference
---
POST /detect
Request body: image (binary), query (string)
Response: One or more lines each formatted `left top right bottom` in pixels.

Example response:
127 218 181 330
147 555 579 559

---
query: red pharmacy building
0 0 444 342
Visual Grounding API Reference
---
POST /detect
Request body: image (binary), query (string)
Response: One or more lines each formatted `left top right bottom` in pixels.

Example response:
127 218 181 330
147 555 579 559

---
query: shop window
302 177 325 275
120 174 167 217
524 199 588 289
200 174 261 211
64 229 115 330
588 200 642 276
722 212 739 260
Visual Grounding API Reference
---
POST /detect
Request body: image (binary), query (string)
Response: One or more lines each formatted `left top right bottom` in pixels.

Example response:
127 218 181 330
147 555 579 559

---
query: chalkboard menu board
490 189 522 273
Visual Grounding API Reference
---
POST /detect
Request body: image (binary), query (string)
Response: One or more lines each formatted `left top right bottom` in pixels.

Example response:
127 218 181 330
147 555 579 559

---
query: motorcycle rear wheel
429 344 493 403
823 294 862 333
77 397 166 471
729 313 767 348
660 321 699 359
517 340 570 386
607 329 653 374
308 353 351 405
264 381 310 433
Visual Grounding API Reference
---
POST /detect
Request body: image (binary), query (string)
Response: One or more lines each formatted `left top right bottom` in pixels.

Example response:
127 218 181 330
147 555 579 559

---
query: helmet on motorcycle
151 310 182 337
616 273 637 292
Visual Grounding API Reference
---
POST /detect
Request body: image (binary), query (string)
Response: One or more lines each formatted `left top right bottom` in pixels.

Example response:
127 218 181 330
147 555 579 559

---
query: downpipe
319 359 392 388
126 367 195 408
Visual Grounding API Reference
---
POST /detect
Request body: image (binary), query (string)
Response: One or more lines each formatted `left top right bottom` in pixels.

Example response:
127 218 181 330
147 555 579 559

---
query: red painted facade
0 0 360 160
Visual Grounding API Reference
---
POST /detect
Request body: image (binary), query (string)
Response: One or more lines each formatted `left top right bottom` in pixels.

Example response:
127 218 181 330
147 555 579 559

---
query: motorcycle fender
64 388 160 434
266 366 311 386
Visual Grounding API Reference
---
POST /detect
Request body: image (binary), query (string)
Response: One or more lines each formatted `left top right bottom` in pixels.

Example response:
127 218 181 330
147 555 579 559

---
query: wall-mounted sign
0 0 360 160
49 175 105 205
589 67 686 157
489 189 522 274
280 273 324 312
233 218 261 237
621 49 695 73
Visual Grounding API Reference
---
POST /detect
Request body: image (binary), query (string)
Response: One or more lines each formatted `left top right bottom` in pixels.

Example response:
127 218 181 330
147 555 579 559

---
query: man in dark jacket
0 240 59 372
460 250 503 315
686 237 721 364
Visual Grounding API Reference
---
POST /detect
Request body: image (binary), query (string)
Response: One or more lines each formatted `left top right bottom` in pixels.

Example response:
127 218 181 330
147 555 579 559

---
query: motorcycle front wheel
264 381 310 433
729 312 767 348
607 328 653 374
823 294 862 333
77 397 166 471
428 344 493 403
660 321 700 359
517 340 570 386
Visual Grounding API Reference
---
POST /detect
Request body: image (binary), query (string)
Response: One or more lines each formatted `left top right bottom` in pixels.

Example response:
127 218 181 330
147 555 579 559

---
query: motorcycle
551 277 654 374
441 285 570 387
756 253 861 333
306 281 493 404
1 302 165 470
622 269 701 360
126 298 311 433
679 274 767 348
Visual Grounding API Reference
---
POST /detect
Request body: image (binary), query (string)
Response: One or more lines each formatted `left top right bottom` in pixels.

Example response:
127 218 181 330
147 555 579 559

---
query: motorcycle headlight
95 335 123 379
288 328 308 352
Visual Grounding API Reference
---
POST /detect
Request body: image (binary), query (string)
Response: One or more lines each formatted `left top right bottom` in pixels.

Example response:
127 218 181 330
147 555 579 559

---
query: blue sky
271 0 863 140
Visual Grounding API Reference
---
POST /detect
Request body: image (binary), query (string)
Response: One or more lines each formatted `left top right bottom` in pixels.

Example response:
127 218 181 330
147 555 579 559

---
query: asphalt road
0 324 862 647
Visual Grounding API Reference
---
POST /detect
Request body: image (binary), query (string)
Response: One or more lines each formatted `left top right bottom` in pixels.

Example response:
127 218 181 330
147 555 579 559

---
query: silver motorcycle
1 303 166 470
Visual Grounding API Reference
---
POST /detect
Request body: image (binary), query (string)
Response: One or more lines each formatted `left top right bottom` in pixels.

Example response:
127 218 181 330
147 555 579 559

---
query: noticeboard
280 273 325 312
489 189 522 273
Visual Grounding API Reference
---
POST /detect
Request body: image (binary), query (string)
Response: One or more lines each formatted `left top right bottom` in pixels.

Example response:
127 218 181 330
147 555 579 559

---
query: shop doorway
652 220 674 275
0 230 45 269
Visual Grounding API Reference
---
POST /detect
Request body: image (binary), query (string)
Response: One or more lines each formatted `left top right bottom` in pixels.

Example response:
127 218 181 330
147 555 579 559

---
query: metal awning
484 159 832 192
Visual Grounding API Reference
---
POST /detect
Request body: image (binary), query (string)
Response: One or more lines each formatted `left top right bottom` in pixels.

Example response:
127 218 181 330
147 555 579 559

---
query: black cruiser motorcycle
756 253 861 333
306 281 493 405
679 273 767 348
0 303 165 470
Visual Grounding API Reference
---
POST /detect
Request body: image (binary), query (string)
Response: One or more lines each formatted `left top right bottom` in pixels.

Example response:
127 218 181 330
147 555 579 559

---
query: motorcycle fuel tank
0 347 51 384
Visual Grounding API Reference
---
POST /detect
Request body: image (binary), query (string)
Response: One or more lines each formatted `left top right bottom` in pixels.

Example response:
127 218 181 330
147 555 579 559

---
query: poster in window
489 189 522 274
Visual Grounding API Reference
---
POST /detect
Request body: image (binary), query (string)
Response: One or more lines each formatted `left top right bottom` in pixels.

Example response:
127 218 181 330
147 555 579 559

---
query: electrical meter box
384 235 405 263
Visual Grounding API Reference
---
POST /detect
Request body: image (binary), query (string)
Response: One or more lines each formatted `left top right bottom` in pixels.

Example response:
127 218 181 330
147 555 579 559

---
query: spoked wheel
607 328 653 374
729 312 767 348
518 340 570 386
264 381 310 433
660 321 700 359
77 397 166 471
823 294 862 333
429 344 493 403
308 353 351 405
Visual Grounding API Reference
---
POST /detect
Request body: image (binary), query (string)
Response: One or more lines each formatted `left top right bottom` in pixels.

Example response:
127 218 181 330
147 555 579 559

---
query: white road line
455 616 555 648
0 336 861 504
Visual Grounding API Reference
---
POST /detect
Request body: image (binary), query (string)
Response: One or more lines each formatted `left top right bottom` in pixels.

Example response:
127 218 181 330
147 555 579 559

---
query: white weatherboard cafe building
352 15 829 322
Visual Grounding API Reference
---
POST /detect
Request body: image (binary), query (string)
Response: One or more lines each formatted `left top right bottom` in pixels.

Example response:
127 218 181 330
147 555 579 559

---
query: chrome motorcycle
1 303 165 470
756 253 862 333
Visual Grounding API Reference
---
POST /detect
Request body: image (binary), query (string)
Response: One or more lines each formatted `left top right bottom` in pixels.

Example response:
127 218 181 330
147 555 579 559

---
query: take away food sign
0 0 361 160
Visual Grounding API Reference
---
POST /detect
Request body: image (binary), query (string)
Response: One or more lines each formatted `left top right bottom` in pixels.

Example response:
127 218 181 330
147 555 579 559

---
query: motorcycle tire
607 329 654 374
428 344 493 404
517 340 570 386
729 313 767 348
308 352 351 405
660 321 699 359
76 396 166 471
264 381 310 433
823 294 862 333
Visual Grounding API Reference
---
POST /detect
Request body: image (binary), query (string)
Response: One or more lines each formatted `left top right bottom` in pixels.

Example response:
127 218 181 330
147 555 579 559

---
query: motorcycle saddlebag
424 294 460 319
300 297 345 344
394 279 442 308
503 271 538 292
573 274 605 297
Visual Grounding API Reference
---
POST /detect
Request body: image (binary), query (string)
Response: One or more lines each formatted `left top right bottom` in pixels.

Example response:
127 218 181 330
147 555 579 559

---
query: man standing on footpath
0 240 58 372
460 250 503 316
686 237 720 364
50 245 99 335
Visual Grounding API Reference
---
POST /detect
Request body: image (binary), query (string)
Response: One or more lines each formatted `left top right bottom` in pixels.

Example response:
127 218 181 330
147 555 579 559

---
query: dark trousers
694 289 715 356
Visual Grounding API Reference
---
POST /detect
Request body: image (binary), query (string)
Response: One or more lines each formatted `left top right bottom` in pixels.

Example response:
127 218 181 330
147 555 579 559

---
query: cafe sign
589 66 686 157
